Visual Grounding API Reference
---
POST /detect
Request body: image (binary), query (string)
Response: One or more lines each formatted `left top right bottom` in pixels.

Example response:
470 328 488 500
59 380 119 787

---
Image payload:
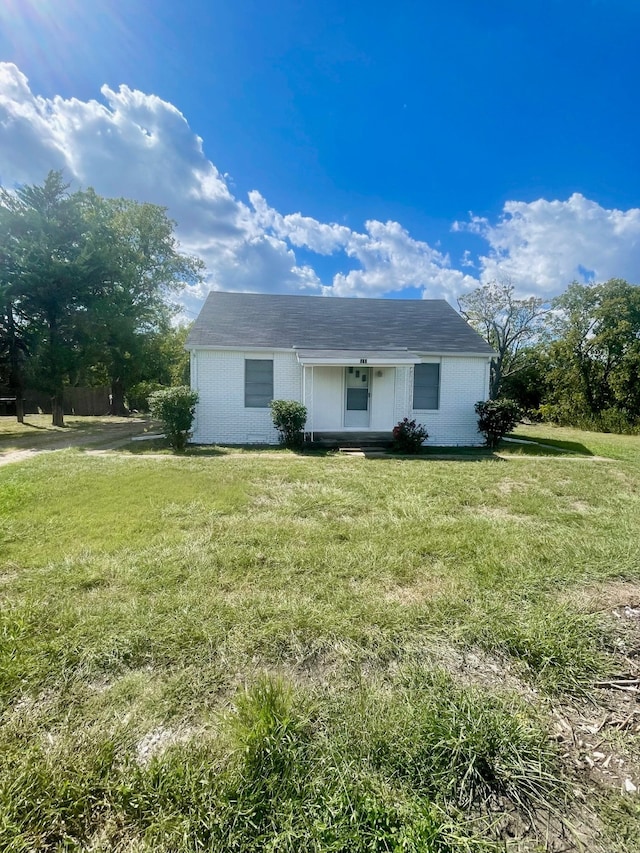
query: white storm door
344 367 371 427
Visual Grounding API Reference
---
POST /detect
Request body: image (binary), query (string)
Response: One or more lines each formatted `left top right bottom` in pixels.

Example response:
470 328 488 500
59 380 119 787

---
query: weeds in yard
353 668 564 812
468 602 611 693
1 429 639 849
1 674 560 851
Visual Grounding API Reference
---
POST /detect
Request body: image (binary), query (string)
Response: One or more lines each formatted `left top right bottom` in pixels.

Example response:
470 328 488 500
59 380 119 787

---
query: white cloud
250 191 352 255
331 219 478 299
251 192 479 299
0 62 315 302
0 64 68 179
456 194 640 296
2 62 639 310
0 62 480 305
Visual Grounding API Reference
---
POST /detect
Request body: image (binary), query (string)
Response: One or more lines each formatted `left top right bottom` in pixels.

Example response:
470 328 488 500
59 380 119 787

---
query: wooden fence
22 387 112 417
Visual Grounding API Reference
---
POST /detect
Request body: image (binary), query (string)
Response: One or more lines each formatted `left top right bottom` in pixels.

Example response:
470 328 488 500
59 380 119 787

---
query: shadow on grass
0 420 151 458
118 438 326 458
0 424 92 451
117 440 339 458
368 439 591 461
114 436 591 461
115 440 222 456
0 419 69 438
1 418 110 432
367 449 505 463
509 433 593 456
7 421 53 432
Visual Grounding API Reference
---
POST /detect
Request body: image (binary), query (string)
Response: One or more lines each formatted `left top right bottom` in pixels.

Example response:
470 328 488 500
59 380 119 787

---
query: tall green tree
0 172 204 424
0 172 93 425
0 299 30 424
548 279 640 422
499 344 550 412
83 194 203 414
458 280 549 399
138 323 192 387
0 228 29 422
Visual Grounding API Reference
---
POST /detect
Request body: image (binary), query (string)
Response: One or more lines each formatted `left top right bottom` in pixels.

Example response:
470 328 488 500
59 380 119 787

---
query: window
245 359 273 408
413 362 440 409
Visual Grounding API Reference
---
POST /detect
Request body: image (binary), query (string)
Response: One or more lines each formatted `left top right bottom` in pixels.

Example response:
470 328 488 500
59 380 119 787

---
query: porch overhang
295 349 422 366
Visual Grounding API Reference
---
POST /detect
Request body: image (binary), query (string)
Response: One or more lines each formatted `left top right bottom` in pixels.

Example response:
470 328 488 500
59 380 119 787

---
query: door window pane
347 388 368 411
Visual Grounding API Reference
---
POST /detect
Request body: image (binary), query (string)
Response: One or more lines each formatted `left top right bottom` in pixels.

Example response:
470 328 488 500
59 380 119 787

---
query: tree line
3 172 638 434
0 172 203 425
459 278 640 433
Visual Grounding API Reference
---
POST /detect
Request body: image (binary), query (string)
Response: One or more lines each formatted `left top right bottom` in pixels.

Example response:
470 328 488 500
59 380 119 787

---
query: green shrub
127 381 165 413
148 385 199 451
270 400 307 449
475 399 521 447
392 418 428 453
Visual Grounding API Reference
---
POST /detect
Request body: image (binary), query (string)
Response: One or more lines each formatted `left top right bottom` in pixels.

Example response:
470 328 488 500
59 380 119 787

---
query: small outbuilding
185 291 494 445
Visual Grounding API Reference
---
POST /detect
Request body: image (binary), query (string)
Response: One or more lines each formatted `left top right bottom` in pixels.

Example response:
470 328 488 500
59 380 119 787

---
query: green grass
1 429 640 850
512 421 640 464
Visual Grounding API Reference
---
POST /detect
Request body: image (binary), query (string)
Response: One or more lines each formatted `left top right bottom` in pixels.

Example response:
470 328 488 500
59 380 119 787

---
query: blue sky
1 0 639 315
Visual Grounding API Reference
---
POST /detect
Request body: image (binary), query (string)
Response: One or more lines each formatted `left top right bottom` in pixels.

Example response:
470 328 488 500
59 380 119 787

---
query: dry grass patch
563 580 640 615
470 505 533 523
382 573 463 605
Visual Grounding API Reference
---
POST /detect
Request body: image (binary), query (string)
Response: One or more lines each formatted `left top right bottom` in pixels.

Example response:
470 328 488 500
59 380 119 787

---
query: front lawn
1 431 639 850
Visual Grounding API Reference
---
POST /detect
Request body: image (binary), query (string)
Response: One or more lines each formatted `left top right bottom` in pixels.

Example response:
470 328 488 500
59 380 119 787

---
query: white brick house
186 292 494 446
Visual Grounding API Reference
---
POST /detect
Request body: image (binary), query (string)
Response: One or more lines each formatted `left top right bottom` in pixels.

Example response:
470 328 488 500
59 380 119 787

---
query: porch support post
406 366 410 416
310 365 314 441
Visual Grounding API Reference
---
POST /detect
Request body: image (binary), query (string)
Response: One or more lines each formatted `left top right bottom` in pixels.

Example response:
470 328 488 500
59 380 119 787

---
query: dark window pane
413 363 440 409
347 388 368 411
245 359 273 407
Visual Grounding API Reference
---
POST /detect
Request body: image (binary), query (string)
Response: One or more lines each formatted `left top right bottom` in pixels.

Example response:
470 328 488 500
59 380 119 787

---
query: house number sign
360 358 368 364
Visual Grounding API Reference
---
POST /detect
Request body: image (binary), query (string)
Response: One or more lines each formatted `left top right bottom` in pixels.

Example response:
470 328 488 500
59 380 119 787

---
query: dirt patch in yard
567 581 640 612
0 418 150 464
552 693 639 793
0 449 38 467
497 476 537 495
226 644 629 852
135 725 204 767
566 580 640 672
570 500 593 514
546 578 640 842
398 641 638 851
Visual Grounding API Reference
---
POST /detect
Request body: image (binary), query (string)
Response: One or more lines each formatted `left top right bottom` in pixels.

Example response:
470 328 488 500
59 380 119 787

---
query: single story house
185 291 494 445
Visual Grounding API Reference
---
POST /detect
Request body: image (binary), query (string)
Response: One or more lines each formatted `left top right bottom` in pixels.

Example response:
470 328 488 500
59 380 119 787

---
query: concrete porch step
308 431 393 449
339 444 387 452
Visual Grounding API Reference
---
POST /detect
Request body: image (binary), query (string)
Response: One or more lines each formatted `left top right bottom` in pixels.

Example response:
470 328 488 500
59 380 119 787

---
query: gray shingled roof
185 291 494 355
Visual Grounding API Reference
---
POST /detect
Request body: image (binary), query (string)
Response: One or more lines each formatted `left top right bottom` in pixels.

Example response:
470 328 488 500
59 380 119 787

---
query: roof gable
186 291 494 355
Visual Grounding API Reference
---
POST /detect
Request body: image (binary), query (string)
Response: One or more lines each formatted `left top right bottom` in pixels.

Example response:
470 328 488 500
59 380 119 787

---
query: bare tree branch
458 279 550 399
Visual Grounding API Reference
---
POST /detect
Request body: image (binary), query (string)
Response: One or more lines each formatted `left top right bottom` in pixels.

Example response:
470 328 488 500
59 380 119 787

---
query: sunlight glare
0 0 141 92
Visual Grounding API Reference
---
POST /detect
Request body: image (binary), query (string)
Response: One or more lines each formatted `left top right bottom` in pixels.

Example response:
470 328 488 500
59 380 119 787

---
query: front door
344 366 370 427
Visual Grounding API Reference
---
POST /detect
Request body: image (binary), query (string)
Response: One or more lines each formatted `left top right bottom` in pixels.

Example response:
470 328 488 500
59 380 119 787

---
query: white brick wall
190 350 301 445
410 356 489 445
190 349 490 446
